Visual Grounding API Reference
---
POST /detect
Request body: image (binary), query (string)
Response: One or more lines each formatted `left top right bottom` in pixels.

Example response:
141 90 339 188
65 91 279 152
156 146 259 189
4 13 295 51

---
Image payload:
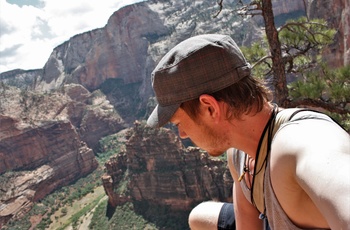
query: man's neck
229 103 274 159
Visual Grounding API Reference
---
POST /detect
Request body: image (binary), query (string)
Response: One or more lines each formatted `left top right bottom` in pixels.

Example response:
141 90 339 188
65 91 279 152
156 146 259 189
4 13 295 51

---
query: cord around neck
250 103 278 214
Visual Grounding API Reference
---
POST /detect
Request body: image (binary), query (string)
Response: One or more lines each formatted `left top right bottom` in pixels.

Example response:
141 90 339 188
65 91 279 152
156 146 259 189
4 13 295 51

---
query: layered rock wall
0 84 125 226
102 122 233 211
0 117 98 225
0 69 42 90
35 3 168 92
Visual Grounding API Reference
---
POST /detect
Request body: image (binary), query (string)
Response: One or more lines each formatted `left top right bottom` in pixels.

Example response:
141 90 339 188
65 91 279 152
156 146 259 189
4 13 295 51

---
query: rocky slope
0 84 125 226
0 119 96 226
102 121 233 211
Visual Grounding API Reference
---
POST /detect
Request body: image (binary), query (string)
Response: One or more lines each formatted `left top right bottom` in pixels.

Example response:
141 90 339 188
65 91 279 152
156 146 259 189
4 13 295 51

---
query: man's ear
198 94 221 121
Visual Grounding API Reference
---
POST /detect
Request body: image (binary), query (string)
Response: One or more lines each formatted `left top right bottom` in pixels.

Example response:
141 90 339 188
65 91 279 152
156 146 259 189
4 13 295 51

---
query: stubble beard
196 122 228 157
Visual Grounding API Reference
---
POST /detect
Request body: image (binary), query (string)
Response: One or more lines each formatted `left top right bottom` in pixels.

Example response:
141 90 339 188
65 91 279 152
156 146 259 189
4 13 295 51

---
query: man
147 34 350 230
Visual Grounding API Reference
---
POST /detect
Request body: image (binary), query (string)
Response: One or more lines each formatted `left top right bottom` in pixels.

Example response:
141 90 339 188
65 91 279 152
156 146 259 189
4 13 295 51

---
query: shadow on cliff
133 200 192 230
106 202 116 220
100 200 193 229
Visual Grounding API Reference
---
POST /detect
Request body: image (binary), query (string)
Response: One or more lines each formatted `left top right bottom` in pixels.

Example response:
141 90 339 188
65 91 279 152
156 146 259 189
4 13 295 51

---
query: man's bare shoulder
270 114 350 229
271 112 349 178
272 114 349 159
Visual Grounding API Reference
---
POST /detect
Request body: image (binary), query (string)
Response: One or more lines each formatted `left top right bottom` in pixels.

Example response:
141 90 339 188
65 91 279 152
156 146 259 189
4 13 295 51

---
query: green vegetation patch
89 201 159 230
90 200 191 230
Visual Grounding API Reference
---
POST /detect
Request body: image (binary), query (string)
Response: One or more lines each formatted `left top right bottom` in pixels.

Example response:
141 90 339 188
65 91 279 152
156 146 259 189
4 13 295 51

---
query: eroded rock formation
102 121 233 211
0 117 97 225
0 84 125 226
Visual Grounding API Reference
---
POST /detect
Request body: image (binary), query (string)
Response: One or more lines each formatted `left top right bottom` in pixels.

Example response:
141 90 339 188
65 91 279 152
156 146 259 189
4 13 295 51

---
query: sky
0 0 144 73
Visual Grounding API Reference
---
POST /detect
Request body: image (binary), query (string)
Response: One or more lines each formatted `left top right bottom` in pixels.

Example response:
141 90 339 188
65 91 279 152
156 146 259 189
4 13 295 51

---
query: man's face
170 108 228 157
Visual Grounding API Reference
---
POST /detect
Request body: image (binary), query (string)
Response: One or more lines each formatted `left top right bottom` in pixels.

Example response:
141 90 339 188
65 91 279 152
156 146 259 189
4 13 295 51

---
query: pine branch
251 55 272 68
278 21 333 43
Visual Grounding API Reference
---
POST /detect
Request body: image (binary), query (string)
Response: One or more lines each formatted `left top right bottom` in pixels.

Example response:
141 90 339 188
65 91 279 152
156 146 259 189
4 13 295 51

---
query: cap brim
147 103 180 128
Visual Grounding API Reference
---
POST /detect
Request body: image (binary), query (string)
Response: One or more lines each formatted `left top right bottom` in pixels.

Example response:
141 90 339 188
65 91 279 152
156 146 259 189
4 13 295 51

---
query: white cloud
0 0 144 73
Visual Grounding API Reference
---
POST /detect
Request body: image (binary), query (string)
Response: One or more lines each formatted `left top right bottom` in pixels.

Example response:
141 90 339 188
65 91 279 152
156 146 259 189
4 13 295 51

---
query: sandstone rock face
102 122 233 211
0 84 125 226
0 117 98 225
1 0 345 125
0 83 126 151
63 84 127 151
0 69 42 90
308 0 350 67
35 3 168 92
0 117 85 173
30 0 252 124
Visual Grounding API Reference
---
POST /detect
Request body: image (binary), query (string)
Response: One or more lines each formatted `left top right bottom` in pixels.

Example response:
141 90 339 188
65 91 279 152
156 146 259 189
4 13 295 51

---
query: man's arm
295 122 350 229
227 150 264 230
272 119 350 229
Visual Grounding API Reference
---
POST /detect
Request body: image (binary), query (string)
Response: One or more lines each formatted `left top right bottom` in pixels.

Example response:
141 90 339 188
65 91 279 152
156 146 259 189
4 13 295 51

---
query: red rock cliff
102 121 233 211
35 3 168 92
0 84 125 226
0 117 97 225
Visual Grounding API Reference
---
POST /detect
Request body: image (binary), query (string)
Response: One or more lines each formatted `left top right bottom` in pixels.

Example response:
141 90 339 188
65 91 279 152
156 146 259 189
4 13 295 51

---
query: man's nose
177 127 188 139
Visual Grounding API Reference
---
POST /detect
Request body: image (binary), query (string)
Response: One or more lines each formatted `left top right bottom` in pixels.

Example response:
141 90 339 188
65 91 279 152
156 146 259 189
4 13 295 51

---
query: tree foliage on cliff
215 0 349 130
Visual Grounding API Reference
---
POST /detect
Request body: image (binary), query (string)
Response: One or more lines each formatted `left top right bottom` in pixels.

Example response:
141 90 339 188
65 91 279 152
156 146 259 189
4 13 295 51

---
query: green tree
215 0 349 129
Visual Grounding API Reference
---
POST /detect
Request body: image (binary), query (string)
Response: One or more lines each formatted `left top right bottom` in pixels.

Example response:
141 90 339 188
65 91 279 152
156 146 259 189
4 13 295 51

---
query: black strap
288 109 346 131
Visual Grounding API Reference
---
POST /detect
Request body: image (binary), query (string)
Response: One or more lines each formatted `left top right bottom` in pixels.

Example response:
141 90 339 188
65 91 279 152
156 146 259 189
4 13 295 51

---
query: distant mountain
0 0 306 123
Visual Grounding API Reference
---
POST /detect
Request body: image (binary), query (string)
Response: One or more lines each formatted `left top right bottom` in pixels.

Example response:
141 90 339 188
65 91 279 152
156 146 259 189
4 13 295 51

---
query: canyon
0 0 348 228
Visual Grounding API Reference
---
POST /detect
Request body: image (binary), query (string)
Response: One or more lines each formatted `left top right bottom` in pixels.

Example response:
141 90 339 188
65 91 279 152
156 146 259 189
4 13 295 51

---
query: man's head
147 34 252 128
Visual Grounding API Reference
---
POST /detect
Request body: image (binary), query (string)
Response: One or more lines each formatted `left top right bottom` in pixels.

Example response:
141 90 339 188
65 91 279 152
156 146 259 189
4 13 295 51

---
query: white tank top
232 109 334 229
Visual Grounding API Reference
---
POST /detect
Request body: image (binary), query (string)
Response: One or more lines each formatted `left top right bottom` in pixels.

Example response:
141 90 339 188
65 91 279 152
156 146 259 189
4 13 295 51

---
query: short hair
180 75 271 120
